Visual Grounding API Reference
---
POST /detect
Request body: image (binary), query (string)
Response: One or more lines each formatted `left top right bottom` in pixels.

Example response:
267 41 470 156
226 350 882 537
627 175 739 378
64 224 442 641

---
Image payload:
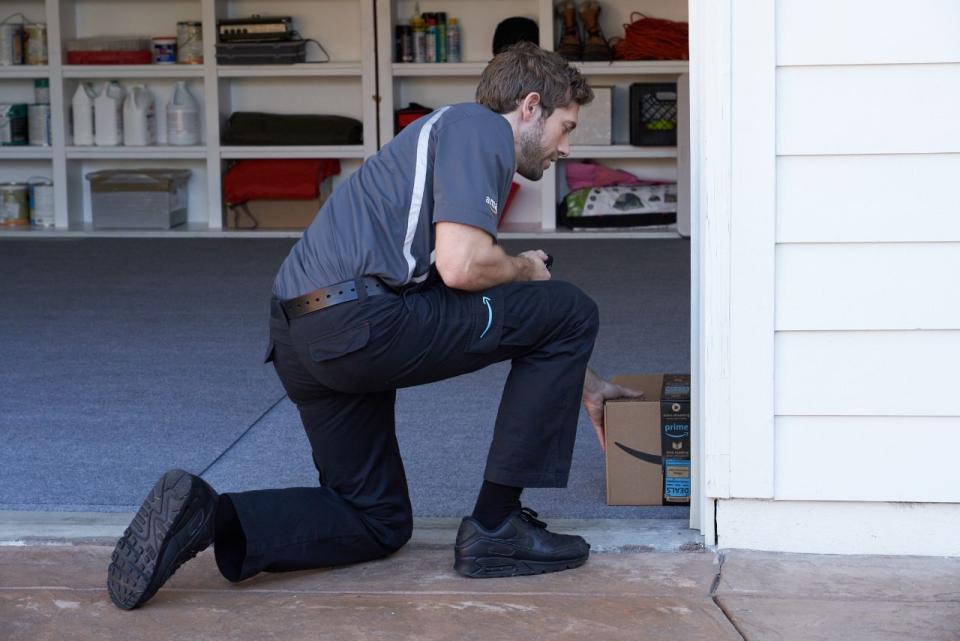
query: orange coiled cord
610 13 689 61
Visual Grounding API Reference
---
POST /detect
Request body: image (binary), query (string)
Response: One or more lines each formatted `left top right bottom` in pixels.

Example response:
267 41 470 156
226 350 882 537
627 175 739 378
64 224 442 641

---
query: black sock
471 480 523 530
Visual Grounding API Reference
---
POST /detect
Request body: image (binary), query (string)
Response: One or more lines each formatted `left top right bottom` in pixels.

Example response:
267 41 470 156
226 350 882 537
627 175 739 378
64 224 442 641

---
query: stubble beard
516 118 547 181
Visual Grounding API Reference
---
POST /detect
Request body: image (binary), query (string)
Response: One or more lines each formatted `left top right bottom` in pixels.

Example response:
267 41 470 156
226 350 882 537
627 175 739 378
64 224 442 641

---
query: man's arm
582 367 644 452
435 221 550 291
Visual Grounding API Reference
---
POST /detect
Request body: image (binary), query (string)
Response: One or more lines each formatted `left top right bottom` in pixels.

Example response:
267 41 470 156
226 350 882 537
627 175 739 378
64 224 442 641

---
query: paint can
0 183 29 226
0 103 28 145
176 21 202 64
152 37 176 64
28 104 51 145
23 22 46 65
0 23 23 66
27 178 54 227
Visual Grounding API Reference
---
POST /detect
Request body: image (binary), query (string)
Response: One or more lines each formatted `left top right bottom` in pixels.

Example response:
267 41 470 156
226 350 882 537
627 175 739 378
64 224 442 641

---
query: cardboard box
226 177 332 230
569 86 612 146
604 373 691 506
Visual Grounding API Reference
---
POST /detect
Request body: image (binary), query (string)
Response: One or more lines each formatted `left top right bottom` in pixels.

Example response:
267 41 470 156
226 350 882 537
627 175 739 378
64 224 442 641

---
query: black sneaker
454 507 590 578
107 469 218 610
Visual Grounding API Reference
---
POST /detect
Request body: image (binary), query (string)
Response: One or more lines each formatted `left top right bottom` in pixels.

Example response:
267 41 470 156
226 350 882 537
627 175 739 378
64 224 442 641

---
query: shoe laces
518 507 547 529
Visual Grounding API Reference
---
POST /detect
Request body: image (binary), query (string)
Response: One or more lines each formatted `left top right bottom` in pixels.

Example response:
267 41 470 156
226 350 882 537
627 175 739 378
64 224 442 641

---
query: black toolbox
216 39 307 64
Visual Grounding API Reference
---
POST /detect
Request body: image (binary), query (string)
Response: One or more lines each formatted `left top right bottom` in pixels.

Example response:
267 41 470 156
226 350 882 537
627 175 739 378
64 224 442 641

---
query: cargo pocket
465 287 505 354
308 321 371 362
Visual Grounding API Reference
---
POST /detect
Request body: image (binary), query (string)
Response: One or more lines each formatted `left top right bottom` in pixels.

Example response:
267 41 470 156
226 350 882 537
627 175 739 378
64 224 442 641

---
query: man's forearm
445 244 537 291
583 367 603 396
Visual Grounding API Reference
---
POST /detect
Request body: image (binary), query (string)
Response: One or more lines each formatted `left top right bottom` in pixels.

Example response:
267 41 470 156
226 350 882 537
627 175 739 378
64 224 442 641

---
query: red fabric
565 161 664 190
497 182 521 228
223 159 341 205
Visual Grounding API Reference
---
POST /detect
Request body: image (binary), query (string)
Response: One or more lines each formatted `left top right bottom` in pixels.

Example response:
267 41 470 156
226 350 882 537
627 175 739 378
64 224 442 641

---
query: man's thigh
289 278 596 394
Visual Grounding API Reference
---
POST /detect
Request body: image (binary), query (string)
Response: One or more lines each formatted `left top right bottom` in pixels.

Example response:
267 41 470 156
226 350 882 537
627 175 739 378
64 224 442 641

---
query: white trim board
718 499 960 556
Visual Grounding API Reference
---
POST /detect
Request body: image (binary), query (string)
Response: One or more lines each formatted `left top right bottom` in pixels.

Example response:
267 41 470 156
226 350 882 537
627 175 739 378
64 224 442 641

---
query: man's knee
365 506 413 553
547 281 599 337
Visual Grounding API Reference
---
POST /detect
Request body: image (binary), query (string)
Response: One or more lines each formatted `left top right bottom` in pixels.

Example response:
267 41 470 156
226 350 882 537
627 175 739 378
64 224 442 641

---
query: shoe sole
106 469 215 610
454 553 589 578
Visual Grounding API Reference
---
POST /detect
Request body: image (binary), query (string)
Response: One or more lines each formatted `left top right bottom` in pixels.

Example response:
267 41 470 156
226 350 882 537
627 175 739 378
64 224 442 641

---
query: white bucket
94 81 125 146
71 82 99 146
123 84 156 146
166 81 199 146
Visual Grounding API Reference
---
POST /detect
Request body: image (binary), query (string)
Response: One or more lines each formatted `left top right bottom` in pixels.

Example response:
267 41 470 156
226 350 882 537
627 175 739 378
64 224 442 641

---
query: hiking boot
454 507 590 578
556 1 582 61
579 1 612 61
107 469 218 609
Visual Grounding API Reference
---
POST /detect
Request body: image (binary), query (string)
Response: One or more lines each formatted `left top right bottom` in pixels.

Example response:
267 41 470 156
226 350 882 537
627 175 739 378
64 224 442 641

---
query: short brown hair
476 41 593 118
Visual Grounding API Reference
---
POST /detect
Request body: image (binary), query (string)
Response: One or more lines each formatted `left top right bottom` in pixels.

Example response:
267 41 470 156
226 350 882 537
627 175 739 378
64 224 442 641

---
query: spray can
447 18 461 63
435 12 447 63
0 104 28 145
27 103 51 145
395 25 413 63
410 14 426 63
424 13 437 63
34 78 49 103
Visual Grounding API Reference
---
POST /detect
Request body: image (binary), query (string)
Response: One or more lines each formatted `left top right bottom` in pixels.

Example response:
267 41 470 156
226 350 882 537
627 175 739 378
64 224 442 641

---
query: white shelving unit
377 0 690 238
1 0 688 238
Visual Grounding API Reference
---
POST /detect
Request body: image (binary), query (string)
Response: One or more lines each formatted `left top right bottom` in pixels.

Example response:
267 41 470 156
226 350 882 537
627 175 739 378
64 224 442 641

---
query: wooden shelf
217 62 362 78
63 65 206 79
392 62 488 77
572 60 689 75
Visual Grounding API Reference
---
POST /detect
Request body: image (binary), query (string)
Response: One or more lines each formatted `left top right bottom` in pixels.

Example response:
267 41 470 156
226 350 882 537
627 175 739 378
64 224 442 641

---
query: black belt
281 276 390 319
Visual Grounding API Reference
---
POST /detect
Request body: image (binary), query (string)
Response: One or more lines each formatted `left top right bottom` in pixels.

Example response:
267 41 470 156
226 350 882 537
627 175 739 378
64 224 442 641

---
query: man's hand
582 368 644 452
518 250 551 281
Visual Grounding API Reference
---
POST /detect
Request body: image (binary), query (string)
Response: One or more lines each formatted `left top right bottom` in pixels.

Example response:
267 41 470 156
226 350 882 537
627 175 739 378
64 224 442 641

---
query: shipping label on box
604 373 691 506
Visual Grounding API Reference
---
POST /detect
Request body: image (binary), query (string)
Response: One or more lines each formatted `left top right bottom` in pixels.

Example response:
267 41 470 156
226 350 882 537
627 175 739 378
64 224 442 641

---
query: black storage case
629 83 678 147
216 39 307 65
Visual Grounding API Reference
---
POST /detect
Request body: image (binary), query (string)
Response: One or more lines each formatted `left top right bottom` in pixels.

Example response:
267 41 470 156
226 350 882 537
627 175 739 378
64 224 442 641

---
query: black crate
216 39 306 65
629 83 678 147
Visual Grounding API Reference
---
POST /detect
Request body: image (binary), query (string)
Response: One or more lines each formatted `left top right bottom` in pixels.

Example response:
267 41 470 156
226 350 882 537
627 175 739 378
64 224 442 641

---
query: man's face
515 103 580 181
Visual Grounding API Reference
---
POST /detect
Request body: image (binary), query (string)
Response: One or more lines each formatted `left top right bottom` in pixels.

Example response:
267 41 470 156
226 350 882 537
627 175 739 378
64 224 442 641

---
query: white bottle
94 81 126 146
123 85 156 146
166 81 200 146
71 82 99 146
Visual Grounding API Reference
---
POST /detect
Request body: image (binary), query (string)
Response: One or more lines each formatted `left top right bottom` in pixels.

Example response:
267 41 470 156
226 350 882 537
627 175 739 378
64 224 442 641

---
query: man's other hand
582 370 644 452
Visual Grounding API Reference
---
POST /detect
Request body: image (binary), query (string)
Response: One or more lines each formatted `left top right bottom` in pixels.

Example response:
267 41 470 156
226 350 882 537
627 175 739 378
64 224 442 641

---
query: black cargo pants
214 272 599 582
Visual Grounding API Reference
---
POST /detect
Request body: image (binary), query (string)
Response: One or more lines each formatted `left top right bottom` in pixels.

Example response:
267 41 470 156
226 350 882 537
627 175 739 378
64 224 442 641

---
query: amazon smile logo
615 442 662 466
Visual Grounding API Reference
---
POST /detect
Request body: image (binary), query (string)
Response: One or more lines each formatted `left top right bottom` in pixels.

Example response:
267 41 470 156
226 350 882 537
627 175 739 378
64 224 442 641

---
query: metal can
34 78 49 103
0 23 23 66
176 21 203 64
0 104 28 145
28 104 51 145
27 178 54 227
396 25 413 63
0 183 29 226
23 22 46 65
152 36 177 64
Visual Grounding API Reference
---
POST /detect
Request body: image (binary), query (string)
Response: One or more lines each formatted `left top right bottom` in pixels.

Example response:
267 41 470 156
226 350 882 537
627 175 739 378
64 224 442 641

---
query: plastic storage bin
86 169 191 229
629 83 678 147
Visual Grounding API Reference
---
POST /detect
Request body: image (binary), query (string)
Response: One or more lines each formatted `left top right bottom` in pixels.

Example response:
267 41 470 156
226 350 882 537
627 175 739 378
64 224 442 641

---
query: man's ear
520 92 542 122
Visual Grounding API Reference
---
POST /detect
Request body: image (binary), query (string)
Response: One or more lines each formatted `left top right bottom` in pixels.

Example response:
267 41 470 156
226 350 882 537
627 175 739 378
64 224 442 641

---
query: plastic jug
166 81 200 146
123 84 156 146
94 81 125 146
71 82 99 146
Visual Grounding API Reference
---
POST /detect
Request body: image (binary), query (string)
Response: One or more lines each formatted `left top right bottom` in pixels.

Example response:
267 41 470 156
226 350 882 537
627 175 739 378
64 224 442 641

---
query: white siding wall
717 0 960 554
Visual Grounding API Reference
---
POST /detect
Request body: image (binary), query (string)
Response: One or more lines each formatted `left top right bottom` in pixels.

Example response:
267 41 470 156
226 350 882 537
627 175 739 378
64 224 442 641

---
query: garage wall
715 0 960 554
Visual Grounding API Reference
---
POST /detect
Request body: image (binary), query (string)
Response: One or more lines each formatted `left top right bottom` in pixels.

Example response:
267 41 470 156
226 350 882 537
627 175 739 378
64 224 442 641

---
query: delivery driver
107 42 641 610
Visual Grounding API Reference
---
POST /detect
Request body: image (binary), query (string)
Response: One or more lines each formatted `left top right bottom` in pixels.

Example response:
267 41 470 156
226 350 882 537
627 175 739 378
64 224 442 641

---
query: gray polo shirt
272 103 516 299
